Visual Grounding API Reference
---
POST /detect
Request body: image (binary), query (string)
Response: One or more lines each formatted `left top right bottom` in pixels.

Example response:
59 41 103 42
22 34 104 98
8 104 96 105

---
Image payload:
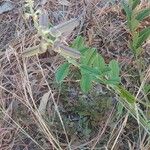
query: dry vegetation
0 0 150 150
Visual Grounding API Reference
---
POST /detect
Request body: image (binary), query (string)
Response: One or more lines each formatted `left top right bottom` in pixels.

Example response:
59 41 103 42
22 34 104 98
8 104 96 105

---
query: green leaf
81 48 97 66
116 85 136 103
139 26 150 37
80 65 100 76
132 0 140 10
136 27 150 48
130 31 140 55
80 74 92 93
71 36 84 49
136 8 150 21
130 41 143 56
130 18 139 32
55 62 70 83
109 60 120 79
116 102 124 117
132 32 139 48
121 0 132 20
105 78 121 85
144 84 150 94
93 54 106 71
107 60 120 85
71 36 88 53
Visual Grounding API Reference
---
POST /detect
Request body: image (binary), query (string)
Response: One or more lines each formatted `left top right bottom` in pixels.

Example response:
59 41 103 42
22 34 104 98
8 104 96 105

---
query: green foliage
132 0 140 10
136 8 150 21
93 54 106 71
80 74 92 93
107 60 121 85
80 48 97 66
56 36 121 93
122 0 150 57
136 27 150 48
116 102 124 119
21 0 150 144
24 0 122 95
115 85 136 103
121 1 132 21
71 36 87 53
55 62 70 83
144 85 150 103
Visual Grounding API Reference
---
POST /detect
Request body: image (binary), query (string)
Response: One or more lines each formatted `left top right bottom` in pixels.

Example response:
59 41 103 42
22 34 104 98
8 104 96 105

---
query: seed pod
53 41 80 59
59 44 81 59
22 45 40 58
22 41 48 58
39 9 49 29
49 18 79 37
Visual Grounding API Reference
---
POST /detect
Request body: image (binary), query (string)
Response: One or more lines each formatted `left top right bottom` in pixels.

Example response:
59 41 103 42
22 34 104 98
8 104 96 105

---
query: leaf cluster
122 0 150 56
56 36 120 93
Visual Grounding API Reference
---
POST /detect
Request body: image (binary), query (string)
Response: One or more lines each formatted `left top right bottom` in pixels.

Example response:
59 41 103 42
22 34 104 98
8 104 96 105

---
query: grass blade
132 0 140 10
136 27 150 48
136 8 150 21
115 85 136 104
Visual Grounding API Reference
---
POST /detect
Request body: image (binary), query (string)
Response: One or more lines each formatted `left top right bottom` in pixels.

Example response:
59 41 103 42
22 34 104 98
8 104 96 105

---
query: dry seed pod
53 41 80 59
39 9 49 29
49 18 79 37
22 43 48 58
38 91 51 116
22 45 40 58
59 44 81 59
40 40 49 52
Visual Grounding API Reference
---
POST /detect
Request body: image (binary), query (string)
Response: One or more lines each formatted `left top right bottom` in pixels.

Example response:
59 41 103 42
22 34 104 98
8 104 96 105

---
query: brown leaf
38 91 51 115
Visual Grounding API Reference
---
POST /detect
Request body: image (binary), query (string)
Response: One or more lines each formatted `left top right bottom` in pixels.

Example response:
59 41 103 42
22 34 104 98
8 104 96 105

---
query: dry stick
23 58 38 110
36 56 70 150
0 85 28 108
22 57 62 150
14 50 37 111
15 37 61 149
106 115 127 148
34 111 62 150
91 108 115 150
136 66 150 99
135 66 150 149
0 108 45 150
111 113 129 150
0 53 59 149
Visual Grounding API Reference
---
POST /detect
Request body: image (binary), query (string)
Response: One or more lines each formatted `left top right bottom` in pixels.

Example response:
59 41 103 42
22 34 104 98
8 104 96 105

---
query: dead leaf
38 91 51 115
0 1 15 14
